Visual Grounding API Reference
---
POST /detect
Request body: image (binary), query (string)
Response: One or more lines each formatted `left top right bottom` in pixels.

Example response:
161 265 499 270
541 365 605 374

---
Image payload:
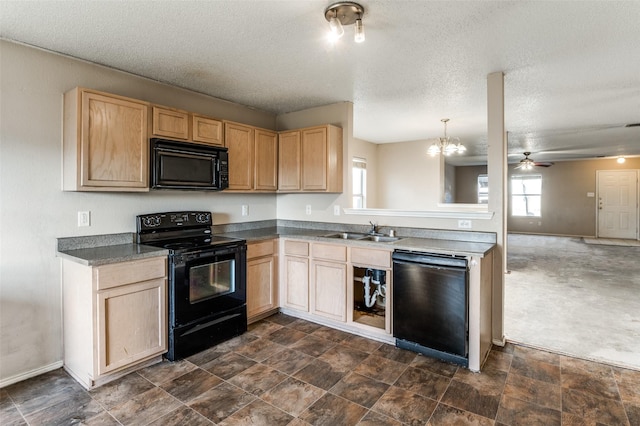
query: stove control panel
137 211 212 232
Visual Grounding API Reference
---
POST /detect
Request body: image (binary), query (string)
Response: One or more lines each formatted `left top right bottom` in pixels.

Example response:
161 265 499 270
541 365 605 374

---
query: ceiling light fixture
617 156 626 164
427 118 466 156
516 152 536 170
324 2 365 43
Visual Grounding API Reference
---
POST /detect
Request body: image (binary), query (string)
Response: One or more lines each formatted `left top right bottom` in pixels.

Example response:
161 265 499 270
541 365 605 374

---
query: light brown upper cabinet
224 121 254 190
254 128 278 191
63 87 150 192
278 124 343 193
224 122 278 192
278 130 302 191
192 114 223 146
153 108 223 146
151 106 190 140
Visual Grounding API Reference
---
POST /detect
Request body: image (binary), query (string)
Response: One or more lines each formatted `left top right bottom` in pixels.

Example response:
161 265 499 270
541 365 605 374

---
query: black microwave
150 138 229 191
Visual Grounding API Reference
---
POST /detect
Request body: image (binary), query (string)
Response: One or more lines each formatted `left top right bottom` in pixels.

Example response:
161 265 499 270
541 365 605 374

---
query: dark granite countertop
219 226 495 257
57 243 168 266
58 224 495 266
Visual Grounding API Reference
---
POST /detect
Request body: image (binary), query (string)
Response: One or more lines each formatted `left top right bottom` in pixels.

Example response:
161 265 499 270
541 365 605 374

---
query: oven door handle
173 245 245 264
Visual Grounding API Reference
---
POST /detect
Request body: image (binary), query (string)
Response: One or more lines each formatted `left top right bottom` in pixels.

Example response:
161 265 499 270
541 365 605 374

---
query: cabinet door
192 114 223 146
152 106 189 140
247 256 277 319
225 122 254 190
283 255 309 312
254 129 278 191
96 278 167 375
301 127 328 190
278 131 301 191
81 91 149 189
311 260 347 322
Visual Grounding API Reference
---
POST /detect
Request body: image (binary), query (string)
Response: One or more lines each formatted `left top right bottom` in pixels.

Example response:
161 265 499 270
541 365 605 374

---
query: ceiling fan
514 152 554 170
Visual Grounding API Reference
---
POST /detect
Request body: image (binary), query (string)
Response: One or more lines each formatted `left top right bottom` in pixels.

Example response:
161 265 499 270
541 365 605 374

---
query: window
511 174 542 217
477 174 488 204
352 157 367 208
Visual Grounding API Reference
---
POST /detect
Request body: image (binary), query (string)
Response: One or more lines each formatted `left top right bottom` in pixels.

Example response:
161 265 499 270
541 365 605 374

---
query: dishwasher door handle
392 250 468 269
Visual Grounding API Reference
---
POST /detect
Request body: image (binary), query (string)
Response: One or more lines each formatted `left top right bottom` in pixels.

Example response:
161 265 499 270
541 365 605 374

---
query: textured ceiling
1 0 639 165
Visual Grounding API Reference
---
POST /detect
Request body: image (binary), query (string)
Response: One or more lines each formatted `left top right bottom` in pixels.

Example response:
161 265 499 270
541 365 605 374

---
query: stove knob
196 213 210 223
142 216 162 227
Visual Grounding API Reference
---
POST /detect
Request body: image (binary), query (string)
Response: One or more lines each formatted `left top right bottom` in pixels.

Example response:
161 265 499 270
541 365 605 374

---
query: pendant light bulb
354 17 365 43
328 14 344 41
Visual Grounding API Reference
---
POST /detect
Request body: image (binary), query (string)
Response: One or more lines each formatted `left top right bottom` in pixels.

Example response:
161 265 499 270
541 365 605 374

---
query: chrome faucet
368 221 379 235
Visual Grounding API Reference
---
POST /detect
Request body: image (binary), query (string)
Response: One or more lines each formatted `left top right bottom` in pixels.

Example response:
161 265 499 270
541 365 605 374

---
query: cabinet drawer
95 257 167 290
350 248 391 268
312 243 347 262
248 240 275 259
284 240 309 256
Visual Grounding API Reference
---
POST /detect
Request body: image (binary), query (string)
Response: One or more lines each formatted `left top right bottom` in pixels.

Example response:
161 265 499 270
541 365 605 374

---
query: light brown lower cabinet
247 239 278 322
62 256 167 389
281 240 310 312
310 243 347 322
279 239 393 340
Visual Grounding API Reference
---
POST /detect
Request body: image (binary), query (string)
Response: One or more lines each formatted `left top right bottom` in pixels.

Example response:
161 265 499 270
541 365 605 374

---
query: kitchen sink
322 232 368 240
322 233 402 243
359 235 402 243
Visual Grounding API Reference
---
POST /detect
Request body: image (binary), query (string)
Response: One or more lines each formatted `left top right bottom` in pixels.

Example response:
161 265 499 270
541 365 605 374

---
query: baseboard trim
0 361 63 389
278 308 395 345
492 336 506 346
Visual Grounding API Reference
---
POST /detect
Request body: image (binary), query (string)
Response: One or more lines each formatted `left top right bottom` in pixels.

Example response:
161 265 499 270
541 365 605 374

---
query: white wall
375 141 442 210
0 41 278 384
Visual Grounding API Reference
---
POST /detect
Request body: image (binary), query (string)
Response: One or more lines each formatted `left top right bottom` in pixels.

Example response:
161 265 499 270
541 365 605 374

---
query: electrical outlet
305 205 312 215
241 205 249 216
78 211 91 227
334 205 341 215
458 219 472 229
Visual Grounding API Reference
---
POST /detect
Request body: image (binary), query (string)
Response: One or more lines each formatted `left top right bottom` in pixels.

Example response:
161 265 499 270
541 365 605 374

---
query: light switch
587 192 595 197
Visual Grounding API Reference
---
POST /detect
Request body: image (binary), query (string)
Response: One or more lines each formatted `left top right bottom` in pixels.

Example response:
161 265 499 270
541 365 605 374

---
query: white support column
487 71 506 345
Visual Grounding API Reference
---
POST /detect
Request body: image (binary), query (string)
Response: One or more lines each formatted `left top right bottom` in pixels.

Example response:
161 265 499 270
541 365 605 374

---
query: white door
597 170 638 239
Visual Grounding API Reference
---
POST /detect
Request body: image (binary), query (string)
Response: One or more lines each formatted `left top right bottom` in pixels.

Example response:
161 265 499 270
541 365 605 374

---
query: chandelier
427 119 466 156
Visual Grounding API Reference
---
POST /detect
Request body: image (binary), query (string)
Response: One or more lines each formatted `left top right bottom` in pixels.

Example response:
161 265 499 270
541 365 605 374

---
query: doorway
596 169 639 239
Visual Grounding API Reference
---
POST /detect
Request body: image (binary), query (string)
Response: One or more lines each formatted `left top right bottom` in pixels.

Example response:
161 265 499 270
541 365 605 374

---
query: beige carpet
583 237 640 247
505 233 640 370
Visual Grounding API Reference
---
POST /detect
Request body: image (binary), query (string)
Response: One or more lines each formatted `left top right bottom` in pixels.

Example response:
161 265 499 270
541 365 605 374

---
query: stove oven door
171 243 246 327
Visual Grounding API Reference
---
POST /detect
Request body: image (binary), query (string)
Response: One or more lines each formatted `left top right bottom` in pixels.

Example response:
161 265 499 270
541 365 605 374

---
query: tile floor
1 313 639 425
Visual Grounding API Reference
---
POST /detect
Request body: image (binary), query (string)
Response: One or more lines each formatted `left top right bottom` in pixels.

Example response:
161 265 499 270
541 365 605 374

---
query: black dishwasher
392 250 469 366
